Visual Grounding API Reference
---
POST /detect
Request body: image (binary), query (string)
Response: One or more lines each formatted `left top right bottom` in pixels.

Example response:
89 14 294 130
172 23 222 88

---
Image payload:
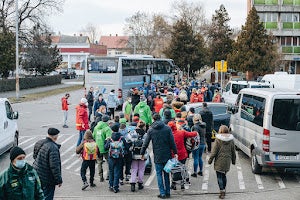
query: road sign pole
221 60 224 91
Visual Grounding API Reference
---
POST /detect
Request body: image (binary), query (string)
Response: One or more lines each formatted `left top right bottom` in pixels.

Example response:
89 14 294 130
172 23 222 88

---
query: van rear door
269 97 300 160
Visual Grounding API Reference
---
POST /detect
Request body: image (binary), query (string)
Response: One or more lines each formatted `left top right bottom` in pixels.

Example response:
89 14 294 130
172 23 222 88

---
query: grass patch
9 85 83 103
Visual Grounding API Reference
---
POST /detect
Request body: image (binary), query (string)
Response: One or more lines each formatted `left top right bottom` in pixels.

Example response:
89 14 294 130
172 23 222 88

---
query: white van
229 88 300 174
0 98 19 155
261 72 300 89
222 81 272 105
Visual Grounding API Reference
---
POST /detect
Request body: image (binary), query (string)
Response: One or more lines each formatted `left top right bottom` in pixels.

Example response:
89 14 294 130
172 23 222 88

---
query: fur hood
216 133 234 142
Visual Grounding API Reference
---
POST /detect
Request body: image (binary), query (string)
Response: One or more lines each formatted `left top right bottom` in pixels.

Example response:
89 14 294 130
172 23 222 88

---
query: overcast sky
48 0 247 36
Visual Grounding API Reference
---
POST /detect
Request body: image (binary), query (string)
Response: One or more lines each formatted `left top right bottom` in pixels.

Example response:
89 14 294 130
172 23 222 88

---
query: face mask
15 160 26 169
128 100 132 103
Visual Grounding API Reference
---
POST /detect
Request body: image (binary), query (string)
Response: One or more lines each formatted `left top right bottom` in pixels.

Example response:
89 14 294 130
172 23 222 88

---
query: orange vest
82 141 98 160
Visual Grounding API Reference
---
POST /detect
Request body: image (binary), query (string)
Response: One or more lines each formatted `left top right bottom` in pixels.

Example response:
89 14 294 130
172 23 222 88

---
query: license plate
275 155 298 160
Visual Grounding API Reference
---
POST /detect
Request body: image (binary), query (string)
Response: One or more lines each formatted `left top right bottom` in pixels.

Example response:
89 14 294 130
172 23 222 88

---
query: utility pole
15 0 19 99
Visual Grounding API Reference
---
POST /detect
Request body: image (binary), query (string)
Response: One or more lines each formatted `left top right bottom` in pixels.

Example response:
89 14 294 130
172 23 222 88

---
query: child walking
208 125 236 199
76 130 98 190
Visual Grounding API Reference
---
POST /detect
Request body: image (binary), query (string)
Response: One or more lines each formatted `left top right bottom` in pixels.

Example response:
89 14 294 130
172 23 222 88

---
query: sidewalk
0 81 83 99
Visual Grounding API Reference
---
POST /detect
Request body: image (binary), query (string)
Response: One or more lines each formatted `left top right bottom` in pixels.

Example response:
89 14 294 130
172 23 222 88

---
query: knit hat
111 123 120 132
102 115 110 122
81 98 87 104
120 118 127 124
48 128 60 135
164 109 172 119
10 146 26 161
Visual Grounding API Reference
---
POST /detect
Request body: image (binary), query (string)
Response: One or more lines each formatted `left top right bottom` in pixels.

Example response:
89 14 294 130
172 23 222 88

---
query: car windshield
209 106 227 116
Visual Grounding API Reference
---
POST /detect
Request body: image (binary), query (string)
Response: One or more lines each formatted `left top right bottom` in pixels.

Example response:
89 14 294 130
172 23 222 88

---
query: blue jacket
93 99 107 115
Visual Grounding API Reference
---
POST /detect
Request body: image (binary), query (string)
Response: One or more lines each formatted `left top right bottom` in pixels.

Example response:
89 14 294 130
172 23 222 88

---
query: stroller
170 161 190 190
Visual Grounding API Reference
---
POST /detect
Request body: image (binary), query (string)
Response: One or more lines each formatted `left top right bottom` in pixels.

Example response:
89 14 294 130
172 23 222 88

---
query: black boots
131 183 135 192
138 182 144 190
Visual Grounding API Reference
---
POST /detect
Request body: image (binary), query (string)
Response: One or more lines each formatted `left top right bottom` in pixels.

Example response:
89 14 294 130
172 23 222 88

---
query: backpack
132 134 143 155
185 126 200 152
82 141 98 160
109 137 124 158
178 90 188 101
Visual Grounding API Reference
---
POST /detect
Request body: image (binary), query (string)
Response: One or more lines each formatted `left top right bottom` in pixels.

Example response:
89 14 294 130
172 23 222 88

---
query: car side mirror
13 111 19 119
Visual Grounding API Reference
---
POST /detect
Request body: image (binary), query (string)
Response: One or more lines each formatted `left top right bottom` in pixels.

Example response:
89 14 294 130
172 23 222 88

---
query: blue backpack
109 137 124 158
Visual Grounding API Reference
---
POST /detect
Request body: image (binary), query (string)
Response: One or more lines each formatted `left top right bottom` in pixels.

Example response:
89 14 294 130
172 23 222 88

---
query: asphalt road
0 87 300 200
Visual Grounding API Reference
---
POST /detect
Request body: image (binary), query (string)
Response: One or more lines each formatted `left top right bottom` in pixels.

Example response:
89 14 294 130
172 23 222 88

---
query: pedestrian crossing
17 134 300 194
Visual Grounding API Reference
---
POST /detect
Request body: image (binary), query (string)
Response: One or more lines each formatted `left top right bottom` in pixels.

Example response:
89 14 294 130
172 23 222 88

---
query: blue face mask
15 160 26 169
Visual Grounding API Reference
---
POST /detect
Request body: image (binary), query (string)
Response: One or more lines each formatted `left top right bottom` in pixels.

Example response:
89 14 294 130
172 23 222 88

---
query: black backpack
132 134 144 155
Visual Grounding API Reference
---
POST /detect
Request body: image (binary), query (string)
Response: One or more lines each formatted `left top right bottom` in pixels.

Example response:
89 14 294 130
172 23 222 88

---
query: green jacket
0 163 44 200
134 101 153 125
93 121 112 153
123 101 132 115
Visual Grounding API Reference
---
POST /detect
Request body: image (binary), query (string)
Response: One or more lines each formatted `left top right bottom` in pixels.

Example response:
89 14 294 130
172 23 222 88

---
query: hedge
0 75 62 92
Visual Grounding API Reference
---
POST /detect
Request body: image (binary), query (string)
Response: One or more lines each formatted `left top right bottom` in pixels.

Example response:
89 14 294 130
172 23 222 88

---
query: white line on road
65 158 81 170
23 143 35 151
201 155 210 192
61 154 76 166
41 123 61 128
61 145 76 157
236 152 246 190
19 137 37 146
145 151 156 187
254 174 264 190
272 168 286 189
59 134 75 145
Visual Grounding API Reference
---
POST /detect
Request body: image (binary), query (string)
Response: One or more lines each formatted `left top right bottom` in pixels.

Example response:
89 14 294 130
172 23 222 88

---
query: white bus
85 55 176 104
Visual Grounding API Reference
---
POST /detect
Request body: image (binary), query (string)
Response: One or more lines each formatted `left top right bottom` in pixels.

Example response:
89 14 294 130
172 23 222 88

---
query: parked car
182 102 230 132
59 68 76 79
0 98 19 156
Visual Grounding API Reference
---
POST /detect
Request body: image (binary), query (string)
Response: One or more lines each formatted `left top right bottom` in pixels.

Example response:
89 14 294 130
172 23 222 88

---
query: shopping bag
163 158 178 173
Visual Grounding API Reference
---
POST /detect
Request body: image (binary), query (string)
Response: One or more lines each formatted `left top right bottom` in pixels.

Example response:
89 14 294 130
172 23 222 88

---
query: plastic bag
163 158 178 173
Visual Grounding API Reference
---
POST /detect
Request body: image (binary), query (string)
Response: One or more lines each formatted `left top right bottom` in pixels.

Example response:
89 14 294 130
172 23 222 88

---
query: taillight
118 89 122 98
262 129 270 152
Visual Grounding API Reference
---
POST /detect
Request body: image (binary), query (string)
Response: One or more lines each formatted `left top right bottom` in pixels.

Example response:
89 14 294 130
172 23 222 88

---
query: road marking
254 174 264 190
23 143 35 151
61 145 76 157
59 134 75 145
65 158 81 170
41 123 61 128
201 155 210 192
61 154 76 166
145 151 155 187
19 137 37 146
272 168 286 189
236 152 246 190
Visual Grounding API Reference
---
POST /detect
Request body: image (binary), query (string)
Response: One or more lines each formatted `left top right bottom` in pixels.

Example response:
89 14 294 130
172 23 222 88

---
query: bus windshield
87 57 118 73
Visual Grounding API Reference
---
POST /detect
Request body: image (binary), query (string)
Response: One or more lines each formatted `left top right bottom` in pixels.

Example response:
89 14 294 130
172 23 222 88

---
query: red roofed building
99 34 131 56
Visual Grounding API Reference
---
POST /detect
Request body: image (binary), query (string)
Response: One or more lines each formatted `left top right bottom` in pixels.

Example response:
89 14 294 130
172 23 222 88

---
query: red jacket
61 97 69 111
154 97 164 113
197 93 204 102
168 121 197 161
76 104 89 131
190 92 199 103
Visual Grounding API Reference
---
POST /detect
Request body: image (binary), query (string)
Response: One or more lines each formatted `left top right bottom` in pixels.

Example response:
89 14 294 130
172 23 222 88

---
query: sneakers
106 176 109 180
90 182 96 187
113 187 119 193
100 177 104 182
138 182 144 190
157 194 166 199
191 173 197 177
130 183 135 192
219 190 225 199
62 125 68 128
171 183 176 190
82 182 89 190
109 186 113 191
125 175 130 182
119 179 124 185
198 171 203 176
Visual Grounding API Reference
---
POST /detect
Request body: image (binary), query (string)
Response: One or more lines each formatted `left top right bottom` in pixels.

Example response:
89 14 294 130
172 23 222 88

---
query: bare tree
80 23 100 44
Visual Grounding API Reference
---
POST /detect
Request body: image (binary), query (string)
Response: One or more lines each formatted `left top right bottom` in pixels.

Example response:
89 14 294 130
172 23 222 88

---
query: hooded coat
133 101 153 125
93 121 112 153
208 134 236 173
107 92 119 109
76 103 89 131
76 131 98 159
141 120 177 164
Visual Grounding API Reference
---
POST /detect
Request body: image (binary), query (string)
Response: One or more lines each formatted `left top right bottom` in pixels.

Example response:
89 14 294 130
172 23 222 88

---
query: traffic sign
215 60 227 72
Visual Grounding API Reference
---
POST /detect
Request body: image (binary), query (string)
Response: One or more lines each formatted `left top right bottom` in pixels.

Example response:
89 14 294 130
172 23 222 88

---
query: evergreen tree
164 19 207 74
207 4 233 65
22 25 62 75
0 32 15 78
227 7 279 77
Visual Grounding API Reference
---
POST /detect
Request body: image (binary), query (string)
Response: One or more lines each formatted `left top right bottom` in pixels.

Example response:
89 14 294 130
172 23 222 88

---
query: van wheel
13 134 18 147
251 151 262 174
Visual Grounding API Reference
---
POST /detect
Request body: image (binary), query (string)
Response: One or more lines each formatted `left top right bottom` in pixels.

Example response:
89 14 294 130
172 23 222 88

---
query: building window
293 37 298 46
266 13 278 22
281 13 299 22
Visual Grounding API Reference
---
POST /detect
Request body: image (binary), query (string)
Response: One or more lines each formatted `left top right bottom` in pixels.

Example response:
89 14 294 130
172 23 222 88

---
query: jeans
42 185 55 200
155 163 170 196
130 160 146 183
76 130 86 146
80 160 96 183
108 157 122 189
62 110 68 126
97 153 108 178
120 153 132 180
192 144 205 173
216 171 227 190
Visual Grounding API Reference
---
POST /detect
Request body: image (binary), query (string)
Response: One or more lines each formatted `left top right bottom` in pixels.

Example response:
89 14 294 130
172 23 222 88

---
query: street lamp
15 0 19 99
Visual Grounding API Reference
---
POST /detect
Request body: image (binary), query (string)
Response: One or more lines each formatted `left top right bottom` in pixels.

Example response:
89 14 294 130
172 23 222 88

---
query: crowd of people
0 79 236 200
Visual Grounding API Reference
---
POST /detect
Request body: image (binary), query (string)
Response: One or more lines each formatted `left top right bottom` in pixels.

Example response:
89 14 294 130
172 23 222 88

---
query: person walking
0 147 44 199
86 87 94 122
76 130 98 190
104 123 127 193
92 115 112 182
191 114 206 177
76 98 90 146
208 125 236 199
141 113 178 199
33 128 62 200
107 89 119 120
130 120 147 192
153 94 164 114
133 96 153 129
122 97 133 122
200 102 214 153
61 93 70 128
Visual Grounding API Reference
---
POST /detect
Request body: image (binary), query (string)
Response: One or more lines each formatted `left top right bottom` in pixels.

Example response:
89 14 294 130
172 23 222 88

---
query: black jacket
192 122 206 145
141 120 177 164
86 91 94 106
33 137 62 186
200 108 213 133
104 131 129 158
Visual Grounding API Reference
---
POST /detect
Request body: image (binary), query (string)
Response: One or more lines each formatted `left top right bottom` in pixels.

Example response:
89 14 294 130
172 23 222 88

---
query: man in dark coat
141 113 178 199
33 128 62 200
200 102 214 153
86 86 94 121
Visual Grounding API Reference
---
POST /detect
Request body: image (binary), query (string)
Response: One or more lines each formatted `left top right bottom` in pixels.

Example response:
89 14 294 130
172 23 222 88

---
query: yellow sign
215 60 227 72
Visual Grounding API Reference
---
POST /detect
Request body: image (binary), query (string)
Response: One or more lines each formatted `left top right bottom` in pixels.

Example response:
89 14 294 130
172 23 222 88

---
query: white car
0 98 19 155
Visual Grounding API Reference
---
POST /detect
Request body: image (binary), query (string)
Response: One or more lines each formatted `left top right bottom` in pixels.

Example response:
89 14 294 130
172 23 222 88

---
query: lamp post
15 0 19 99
